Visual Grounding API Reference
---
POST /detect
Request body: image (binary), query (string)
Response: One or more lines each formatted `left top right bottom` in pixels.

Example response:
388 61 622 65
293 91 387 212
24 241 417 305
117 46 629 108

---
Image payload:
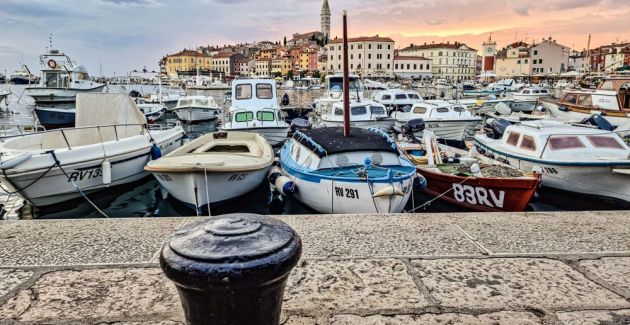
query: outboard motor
281 93 290 106
290 118 311 132
488 118 511 139
401 118 425 140
580 114 614 131
129 90 141 98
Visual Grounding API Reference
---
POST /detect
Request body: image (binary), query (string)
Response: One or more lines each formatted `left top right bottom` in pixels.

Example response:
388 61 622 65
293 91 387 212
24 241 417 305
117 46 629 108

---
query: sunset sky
0 0 628 76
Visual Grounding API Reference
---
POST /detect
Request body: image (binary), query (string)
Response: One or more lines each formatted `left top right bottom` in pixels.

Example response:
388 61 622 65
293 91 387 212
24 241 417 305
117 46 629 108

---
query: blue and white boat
275 127 422 214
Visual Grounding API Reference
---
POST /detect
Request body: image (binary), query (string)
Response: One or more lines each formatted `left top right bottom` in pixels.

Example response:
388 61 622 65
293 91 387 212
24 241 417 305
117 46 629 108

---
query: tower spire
321 0 331 40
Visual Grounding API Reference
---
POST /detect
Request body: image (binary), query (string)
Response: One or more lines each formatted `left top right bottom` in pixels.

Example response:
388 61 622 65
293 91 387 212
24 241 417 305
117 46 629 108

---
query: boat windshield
256 111 275 121
44 72 68 88
328 77 361 92
234 111 254 122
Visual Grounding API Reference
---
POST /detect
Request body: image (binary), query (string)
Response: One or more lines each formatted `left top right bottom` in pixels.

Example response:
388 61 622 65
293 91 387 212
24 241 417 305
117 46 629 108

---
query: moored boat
319 100 394 131
511 86 552 101
174 96 221 123
0 93 185 207
145 131 273 211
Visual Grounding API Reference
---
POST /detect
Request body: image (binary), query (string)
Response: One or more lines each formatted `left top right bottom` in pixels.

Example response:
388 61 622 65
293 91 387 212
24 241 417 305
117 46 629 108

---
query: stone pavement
1 211 630 324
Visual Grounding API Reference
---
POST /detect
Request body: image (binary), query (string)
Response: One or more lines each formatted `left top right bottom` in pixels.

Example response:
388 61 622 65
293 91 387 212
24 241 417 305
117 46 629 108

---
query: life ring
47 59 57 69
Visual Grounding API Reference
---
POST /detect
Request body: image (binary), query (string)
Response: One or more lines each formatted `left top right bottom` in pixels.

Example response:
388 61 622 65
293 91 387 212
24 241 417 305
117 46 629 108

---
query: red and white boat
399 132 541 212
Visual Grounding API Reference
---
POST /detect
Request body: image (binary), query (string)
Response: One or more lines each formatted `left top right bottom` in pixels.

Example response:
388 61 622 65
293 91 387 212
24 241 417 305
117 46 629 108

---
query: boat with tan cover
145 131 273 211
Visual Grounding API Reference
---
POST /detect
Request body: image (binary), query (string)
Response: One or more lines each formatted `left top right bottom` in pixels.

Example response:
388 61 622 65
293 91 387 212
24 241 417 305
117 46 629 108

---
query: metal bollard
160 213 302 325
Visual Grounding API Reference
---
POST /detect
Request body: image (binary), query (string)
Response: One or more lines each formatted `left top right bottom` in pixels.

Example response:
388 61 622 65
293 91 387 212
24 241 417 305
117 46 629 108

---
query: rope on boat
0 163 56 195
48 151 111 218
405 175 473 213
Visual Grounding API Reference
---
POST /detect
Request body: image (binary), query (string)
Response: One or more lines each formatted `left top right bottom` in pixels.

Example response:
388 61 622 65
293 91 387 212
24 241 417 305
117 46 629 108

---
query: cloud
99 0 162 7
427 19 446 26
514 5 529 16
548 0 601 10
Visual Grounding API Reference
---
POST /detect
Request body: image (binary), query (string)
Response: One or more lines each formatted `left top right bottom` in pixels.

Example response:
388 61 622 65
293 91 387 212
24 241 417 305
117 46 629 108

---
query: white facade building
393 56 432 79
530 38 571 75
398 42 477 81
326 36 395 77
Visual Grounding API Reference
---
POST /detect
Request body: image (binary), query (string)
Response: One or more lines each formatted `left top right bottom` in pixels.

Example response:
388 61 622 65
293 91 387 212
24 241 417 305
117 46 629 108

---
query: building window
439 52 442 56
539 59 543 64
388 44 391 49
368 44 372 49
368 63 371 69
407 64 410 69
533 50 538 55
413 64 417 70
387 64 390 69
517 60 521 64
358 54 361 59
368 54 371 59
395 64 399 69
387 54 390 59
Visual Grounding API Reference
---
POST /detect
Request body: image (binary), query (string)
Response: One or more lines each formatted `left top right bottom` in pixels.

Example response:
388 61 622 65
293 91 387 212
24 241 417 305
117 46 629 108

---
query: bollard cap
169 214 293 262
160 213 302 290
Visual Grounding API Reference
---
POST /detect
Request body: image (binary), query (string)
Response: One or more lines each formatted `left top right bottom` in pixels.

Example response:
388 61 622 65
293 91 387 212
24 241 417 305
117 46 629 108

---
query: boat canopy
76 93 146 127
293 127 397 157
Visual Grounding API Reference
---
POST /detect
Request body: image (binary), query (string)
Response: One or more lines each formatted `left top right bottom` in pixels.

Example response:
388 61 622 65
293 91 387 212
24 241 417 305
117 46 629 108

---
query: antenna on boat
342 10 350 137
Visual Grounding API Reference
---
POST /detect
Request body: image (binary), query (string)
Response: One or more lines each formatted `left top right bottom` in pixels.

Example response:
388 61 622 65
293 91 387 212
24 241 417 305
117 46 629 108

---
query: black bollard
160 214 302 325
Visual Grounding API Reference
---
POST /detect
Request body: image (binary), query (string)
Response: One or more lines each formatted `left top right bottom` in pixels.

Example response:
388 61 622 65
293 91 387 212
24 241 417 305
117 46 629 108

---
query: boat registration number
335 187 360 199
426 123 441 128
452 184 505 209
68 168 102 182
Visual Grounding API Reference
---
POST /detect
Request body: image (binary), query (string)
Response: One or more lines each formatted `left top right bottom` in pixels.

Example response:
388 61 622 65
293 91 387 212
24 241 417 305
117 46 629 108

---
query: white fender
101 160 111 185
0 154 32 170
268 166 283 184
372 185 404 198
275 176 296 196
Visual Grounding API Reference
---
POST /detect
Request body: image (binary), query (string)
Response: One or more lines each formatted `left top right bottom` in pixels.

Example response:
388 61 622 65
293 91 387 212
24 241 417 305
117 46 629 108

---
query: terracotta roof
329 36 395 44
394 56 431 61
168 49 207 58
402 42 477 52
213 52 235 59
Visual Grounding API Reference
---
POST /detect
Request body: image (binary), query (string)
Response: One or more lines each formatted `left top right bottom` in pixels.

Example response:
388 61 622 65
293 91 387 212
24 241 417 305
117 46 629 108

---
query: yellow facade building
164 49 212 78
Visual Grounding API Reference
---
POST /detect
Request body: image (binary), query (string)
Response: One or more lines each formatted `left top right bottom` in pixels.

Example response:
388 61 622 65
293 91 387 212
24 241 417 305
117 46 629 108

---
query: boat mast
586 34 591 74
342 10 350 137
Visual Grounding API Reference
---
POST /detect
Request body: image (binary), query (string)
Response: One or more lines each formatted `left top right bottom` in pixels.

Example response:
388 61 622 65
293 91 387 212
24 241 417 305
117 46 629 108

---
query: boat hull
541 100 630 126
152 168 270 208
10 77 35 85
34 107 76 129
26 85 106 104
320 119 395 131
475 141 630 203
395 119 481 142
220 126 289 146
417 167 541 212
0 128 184 207
174 107 220 123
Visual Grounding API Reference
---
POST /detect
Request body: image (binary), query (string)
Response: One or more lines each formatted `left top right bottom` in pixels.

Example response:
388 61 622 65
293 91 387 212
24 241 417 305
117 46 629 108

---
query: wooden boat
145 131 273 210
399 131 541 212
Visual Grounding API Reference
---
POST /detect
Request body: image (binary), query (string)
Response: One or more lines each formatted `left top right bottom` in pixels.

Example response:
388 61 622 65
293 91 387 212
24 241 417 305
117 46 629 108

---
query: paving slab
450 211 630 254
329 311 543 324
0 218 184 266
0 269 33 299
412 258 630 310
280 214 481 258
578 257 630 297
0 268 184 323
556 309 630 325
97 322 185 325
284 259 428 313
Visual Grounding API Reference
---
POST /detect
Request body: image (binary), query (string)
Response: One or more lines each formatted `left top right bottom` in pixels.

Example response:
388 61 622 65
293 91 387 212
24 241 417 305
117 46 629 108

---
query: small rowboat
399 131 541 212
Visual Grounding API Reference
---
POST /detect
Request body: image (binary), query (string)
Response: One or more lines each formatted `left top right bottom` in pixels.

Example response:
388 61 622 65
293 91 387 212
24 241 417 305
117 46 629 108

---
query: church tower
321 0 331 41
482 34 497 72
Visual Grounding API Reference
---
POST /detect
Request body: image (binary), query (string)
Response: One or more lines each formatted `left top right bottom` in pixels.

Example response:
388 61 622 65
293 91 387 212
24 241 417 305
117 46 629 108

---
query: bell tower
482 34 497 72
321 0 331 41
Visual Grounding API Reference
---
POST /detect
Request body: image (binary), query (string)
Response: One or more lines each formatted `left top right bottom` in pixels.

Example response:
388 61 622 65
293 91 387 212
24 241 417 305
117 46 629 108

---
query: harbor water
0 84 625 220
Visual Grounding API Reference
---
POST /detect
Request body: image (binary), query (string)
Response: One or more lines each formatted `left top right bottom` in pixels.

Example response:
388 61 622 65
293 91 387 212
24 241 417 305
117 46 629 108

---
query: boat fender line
275 176 296 196
150 143 162 160
268 166 283 184
101 160 111 185
372 185 404 198
47 150 111 218
0 153 32 170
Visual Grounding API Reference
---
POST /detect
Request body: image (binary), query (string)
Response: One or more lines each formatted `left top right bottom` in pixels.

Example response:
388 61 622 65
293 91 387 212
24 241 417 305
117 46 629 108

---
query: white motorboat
221 79 290 146
488 79 519 92
474 120 630 204
372 89 423 112
25 47 105 104
174 96 221 123
511 86 552 101
540 78 630 126
146 93 181 110
314 74 365 116
0 93 185 207
319 100 394 131
433 79 450 90
137 103 166 123
145 131 273 211
392 101 482 141
363 79 388 90
276 127 421 214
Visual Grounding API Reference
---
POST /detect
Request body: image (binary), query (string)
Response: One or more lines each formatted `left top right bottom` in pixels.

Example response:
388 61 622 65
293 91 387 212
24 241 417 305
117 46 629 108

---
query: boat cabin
176 96 218 109
286 127 402 171
499 120 630 160
372 89 423 110
230 79 278 110
324 74 363 98
392 101 472 121
325 101 388 122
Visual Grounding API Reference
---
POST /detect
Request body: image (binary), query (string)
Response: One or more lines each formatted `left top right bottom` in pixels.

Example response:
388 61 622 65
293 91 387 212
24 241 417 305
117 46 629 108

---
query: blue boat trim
474 138 630 167
293 131 326 156
279 141 416 184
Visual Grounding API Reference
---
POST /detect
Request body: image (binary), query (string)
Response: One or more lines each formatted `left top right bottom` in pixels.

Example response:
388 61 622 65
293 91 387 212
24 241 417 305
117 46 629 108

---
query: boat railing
0 124 47 137
0 123 158 150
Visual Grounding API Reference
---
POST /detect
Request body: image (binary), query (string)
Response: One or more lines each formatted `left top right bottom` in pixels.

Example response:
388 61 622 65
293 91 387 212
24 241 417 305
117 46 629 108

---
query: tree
283 36 287 47
286 70 294 80
272 71 282 78
312 70 321 78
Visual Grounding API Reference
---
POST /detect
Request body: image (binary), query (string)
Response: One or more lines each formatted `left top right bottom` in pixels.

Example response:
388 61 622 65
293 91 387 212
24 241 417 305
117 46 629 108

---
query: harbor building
530 37 571 75
569 50 586 72
326 36 395 78
162 49 212 79
398 42 477 81
393 56 433 79
494 42 531 78
211 52 245 76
